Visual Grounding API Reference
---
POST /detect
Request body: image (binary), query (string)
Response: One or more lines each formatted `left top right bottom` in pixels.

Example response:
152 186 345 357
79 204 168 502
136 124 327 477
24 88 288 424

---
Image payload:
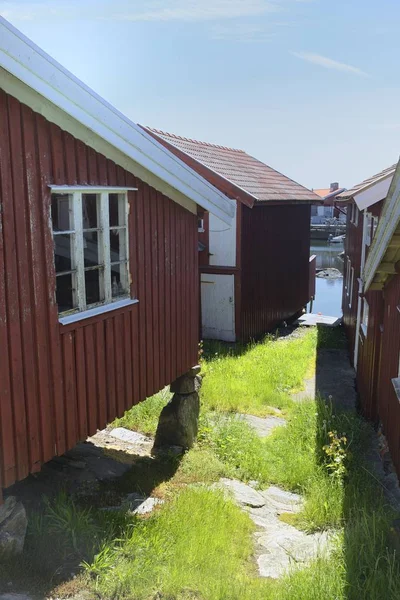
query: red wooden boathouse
0 18 234 500
338 162 400 474
143 128 321 342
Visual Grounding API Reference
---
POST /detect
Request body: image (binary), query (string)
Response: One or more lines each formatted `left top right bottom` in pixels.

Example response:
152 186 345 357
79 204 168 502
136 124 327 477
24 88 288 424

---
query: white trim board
364 161 400 291
354 175 394 211
0 17 235 225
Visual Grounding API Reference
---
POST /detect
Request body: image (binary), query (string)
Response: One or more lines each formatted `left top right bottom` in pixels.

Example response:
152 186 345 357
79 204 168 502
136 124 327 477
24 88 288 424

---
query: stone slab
240 415 286 438
296 314 341 327
219 479 266 508
262 486 303 514
109 428 151 445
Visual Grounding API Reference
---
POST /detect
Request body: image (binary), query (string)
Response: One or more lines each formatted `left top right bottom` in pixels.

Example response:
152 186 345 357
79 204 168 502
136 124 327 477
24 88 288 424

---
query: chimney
330 182 339 192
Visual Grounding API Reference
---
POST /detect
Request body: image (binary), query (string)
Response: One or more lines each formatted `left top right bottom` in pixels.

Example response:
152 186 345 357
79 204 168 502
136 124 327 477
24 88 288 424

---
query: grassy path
4 327 400 599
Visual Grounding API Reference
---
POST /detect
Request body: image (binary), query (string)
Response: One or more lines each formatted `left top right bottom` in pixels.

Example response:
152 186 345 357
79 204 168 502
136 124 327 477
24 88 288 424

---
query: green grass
200 329 317 415
5 326 400 600
112 387 171 436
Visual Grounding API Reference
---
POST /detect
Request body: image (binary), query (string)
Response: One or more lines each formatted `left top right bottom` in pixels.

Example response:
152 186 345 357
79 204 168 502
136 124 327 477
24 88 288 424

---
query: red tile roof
314 188 331 198
144 128 320 204
337 164 397 200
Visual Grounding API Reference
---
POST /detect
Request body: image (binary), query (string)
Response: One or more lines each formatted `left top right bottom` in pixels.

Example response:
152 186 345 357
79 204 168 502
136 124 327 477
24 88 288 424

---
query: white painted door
201 273 235 342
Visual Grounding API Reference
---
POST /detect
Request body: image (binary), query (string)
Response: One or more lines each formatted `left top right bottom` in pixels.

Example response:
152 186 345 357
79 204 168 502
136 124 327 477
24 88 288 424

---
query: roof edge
0 16 235 224
143 126 257 209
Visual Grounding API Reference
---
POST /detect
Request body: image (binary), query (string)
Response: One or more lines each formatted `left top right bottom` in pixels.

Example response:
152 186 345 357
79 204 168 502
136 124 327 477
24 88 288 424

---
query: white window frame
50 186 138 325
349 266 355 308
361 299 369 337
351 203 359 226
365 212 373 246
345 257 351 294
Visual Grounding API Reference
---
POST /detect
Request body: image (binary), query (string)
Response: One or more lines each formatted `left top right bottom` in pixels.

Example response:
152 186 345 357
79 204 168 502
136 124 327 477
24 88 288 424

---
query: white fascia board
364 163 400 291
354 175 394 211
0 17 234 225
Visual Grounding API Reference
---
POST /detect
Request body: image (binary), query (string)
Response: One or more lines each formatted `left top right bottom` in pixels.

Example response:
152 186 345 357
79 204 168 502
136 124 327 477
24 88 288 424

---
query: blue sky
1 0 400 189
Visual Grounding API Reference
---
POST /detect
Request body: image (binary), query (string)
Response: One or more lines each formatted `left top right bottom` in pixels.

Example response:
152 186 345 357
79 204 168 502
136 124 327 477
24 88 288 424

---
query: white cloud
0 0 308 23
111 0 280 23
210 23 276 42
291 51 369 77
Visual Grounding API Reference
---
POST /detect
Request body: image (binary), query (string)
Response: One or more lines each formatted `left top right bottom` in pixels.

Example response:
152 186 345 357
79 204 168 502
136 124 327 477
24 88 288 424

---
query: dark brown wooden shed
0 17 234 500
143 128 321 342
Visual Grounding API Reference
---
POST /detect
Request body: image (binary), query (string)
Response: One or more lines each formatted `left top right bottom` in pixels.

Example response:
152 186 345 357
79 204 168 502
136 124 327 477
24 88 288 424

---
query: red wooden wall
240 203 311 340
356 290 384 421
377 274 400 473
0 89 198 498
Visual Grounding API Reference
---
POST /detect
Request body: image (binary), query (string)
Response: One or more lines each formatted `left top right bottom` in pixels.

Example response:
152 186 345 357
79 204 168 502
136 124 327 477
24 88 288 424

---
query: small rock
219 479 266 508
132 497 164 515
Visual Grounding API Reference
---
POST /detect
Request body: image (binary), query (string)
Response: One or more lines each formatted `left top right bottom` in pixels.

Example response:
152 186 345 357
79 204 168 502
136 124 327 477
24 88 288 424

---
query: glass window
51 190 131 315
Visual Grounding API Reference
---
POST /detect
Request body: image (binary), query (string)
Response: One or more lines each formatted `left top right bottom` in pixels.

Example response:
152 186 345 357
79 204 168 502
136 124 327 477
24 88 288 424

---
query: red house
338 162 400 473
143 128 321 342
0 18 234 500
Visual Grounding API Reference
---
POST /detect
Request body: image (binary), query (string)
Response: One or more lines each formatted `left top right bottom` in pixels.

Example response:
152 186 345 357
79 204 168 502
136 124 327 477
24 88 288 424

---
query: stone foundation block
0 497 27 559
153 392 200 451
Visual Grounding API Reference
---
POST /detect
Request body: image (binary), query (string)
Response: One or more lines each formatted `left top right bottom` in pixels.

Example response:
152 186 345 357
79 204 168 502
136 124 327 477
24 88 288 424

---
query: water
309 241 344 318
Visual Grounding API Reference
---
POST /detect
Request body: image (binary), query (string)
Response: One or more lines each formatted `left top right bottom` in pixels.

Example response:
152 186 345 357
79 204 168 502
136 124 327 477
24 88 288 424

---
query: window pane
110 228 127 263
109 193 126 227
84 231 100 267
54 234 73 273
82 194 99 229
85 269 102 306
51 194 73 231
56 273 74 313
111 263 129 298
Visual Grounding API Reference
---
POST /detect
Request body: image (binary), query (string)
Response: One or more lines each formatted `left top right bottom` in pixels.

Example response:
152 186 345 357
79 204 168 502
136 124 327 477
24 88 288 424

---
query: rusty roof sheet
145 128 320 203
337 164 397 200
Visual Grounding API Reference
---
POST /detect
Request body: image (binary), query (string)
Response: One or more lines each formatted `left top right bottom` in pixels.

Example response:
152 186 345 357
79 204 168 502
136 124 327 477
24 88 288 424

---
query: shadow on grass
0 449 181 598
314 325 400 600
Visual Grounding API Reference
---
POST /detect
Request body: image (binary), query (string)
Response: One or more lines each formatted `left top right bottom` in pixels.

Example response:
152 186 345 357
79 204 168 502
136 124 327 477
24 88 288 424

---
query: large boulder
153 392 200 452
0 497 27 559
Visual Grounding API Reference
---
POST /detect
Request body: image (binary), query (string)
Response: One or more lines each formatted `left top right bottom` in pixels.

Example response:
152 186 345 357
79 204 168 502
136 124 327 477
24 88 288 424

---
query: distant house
338 159 400 474
143 128 321 342
0 18 234 500
337 164 396 365
311 183 346 224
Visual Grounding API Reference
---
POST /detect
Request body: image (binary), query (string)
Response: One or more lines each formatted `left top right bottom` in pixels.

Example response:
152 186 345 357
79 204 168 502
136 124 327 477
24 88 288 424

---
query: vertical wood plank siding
356 290 384 421
342 203 363 362
377 274 400 473
240 204 311 340
0 90 198 497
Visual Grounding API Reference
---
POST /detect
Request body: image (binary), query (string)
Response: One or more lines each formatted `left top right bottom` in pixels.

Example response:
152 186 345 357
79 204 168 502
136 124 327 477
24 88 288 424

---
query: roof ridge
145 126 245 154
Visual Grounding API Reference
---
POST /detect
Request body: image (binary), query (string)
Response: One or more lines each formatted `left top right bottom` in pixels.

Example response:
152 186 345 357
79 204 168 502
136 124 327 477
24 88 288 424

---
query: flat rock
219 479 266 508
262 486 303 514
240 415 286 438
257 528 330 578
109 428 151 445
